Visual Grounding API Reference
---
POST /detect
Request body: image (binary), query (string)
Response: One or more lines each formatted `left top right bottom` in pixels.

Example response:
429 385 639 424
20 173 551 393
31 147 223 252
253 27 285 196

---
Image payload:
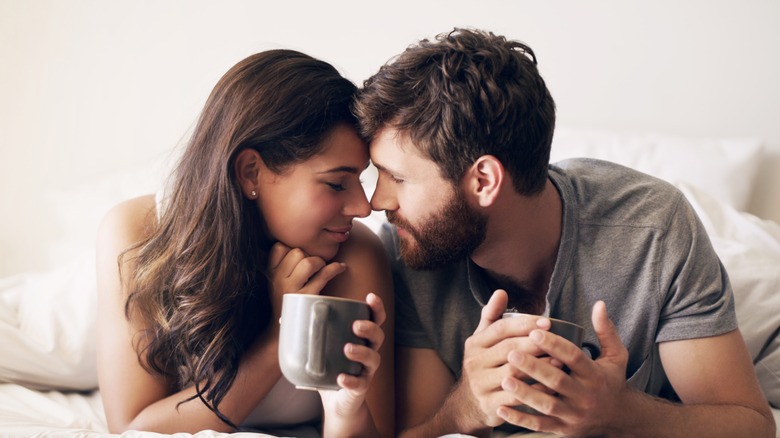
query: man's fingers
474 289 509 334
591 300 623 360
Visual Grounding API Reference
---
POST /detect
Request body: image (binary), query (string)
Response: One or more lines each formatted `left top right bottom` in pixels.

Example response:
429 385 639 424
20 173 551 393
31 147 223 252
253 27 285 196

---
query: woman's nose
346 187 372 218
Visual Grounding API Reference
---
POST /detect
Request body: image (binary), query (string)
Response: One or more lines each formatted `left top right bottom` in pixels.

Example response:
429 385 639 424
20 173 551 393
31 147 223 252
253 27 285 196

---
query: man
354 28 775 437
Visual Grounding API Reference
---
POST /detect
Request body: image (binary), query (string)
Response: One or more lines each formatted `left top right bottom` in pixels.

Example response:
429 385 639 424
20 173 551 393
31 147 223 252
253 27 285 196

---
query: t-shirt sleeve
378 223 433 348
656 192 738 342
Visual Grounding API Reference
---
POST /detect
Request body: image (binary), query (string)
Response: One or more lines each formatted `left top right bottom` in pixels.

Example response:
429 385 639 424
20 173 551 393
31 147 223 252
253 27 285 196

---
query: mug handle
582 342 601 360
305 301 328 377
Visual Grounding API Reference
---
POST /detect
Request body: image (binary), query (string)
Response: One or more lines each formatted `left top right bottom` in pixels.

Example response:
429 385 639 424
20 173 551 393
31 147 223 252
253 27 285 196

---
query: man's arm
497 301 776 437
651 329 776 437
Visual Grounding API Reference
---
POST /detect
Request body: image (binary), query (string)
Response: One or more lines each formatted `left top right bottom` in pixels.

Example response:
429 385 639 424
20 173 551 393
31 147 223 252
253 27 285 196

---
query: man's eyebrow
372 162 402 176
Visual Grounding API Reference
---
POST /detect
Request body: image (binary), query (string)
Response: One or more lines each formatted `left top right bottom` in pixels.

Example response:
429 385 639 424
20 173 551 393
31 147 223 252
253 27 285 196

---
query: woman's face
256 124 372 260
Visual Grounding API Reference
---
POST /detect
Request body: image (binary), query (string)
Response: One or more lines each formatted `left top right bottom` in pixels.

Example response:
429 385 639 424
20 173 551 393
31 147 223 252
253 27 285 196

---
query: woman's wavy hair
354 28 556 195
121 50 358 428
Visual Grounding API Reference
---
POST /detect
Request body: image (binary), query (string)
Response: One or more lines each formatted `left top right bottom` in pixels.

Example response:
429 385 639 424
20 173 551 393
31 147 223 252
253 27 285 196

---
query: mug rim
501 312 584 330
283 293 368 305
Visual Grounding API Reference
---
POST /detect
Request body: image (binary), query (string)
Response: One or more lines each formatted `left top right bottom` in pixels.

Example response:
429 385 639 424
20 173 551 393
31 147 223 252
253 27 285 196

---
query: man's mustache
386 211 414 235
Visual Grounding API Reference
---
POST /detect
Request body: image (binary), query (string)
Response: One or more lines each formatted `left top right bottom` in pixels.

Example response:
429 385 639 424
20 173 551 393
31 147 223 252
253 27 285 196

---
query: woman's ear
464 155 504 207
234 148 262 199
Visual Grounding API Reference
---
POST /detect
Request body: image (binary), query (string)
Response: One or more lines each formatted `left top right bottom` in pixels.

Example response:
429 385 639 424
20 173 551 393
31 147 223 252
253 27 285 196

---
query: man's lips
390 222 411 239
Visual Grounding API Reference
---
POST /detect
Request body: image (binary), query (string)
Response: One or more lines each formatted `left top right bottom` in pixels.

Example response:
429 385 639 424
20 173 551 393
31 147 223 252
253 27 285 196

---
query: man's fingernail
502 378 517 391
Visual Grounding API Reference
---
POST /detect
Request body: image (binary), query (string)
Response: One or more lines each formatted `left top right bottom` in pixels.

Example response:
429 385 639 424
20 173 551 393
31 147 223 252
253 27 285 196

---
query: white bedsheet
0 384 268 438
0 384 300 437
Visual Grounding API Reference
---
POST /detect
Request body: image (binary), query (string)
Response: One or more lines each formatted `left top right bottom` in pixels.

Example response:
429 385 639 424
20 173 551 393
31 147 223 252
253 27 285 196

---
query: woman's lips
324 226 352 242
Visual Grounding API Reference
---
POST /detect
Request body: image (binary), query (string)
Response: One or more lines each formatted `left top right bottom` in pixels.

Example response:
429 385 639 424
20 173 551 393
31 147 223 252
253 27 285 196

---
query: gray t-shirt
384 158 736 398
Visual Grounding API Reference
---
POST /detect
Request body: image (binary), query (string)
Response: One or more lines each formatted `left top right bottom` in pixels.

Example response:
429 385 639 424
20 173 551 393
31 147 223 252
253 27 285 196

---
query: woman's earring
251 190 257 198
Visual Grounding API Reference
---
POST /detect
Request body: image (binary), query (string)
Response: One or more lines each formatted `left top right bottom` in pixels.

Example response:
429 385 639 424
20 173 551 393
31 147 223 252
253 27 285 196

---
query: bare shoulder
336 221 387 264
96 195 157 299
324 221 391 302
98 195 157 243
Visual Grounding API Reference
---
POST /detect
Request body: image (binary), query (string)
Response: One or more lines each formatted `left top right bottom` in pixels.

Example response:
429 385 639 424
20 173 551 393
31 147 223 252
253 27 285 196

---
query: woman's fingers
298 260 346 294
365 292 385 326
268 242 292 271
339 342 380 394
353 319 385 351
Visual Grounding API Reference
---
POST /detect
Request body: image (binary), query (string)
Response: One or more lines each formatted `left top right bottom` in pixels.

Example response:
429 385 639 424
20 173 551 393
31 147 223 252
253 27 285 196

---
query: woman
95 50 393 437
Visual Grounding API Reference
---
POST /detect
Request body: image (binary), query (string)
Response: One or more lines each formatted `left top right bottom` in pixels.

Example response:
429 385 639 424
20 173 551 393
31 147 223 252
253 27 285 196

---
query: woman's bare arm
319 222 395 438
96 195 284 433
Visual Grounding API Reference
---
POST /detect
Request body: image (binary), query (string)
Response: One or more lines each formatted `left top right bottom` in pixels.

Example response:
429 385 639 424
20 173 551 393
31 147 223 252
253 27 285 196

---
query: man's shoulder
552 157 678 192
551 158 685 229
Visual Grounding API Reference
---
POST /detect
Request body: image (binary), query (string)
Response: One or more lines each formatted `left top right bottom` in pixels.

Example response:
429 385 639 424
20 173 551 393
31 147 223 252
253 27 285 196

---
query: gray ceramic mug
279 294 371 390
502 312 600 360
502 312 600 414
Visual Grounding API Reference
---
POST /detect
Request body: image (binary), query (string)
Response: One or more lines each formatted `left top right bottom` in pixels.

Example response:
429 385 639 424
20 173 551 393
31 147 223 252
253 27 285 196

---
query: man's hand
496 300 630 436
457 289 552 429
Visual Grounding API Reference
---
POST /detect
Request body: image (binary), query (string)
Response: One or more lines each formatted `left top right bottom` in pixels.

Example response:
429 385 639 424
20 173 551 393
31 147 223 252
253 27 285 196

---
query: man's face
369 127 487 270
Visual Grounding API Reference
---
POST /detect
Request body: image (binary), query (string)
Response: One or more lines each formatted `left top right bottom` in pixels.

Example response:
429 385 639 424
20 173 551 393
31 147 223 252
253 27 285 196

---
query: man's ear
464 155 503 207
234 148 262 199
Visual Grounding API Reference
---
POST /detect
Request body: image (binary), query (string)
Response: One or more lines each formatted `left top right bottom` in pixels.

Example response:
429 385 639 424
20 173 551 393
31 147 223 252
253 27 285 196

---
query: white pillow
677 182 780 406
551 127 764 211
0 251 98 391
43 152 177 270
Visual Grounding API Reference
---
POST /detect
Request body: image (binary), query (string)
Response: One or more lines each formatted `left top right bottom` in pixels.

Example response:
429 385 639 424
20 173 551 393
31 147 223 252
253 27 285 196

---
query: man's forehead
370 126 425 160
371 138 411 172
370 128 449 184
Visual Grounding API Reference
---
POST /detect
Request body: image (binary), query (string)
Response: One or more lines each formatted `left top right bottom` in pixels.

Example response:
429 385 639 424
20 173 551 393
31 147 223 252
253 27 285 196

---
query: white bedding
1 129 779 437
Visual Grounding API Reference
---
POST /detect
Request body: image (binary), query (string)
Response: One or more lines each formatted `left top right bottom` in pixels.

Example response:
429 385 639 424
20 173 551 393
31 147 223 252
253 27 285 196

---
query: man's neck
470 178 562 308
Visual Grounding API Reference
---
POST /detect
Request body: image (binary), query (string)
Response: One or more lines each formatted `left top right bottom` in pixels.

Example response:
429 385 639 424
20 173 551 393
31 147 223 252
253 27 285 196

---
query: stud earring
251 190 257 197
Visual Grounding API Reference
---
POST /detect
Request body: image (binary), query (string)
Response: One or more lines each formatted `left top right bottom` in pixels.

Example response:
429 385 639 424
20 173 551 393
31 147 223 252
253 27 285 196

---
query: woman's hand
267 242 346 320
319 293 387 431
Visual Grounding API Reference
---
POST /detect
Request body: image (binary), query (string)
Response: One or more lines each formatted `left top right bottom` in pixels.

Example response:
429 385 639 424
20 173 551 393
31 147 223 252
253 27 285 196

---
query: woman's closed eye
326 182 346 192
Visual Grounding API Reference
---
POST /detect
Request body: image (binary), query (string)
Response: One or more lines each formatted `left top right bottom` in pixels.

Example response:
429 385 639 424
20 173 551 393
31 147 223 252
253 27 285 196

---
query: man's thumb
474 289 509 334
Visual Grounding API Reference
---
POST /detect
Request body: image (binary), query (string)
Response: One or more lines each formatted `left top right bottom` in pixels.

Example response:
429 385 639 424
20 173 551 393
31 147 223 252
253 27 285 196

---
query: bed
1 127 779 437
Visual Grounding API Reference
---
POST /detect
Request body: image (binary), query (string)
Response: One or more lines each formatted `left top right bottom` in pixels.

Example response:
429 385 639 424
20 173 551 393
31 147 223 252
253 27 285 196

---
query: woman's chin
302 243 341 262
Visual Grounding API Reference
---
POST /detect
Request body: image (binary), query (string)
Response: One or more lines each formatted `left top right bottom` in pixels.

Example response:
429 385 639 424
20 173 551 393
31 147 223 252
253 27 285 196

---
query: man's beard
387 190 487 270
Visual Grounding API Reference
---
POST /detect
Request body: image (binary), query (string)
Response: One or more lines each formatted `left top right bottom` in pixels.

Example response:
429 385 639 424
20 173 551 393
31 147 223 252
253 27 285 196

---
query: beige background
2 0 779 276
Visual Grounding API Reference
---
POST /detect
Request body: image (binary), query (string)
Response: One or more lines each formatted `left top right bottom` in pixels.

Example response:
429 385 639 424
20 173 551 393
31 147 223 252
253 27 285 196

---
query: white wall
2 0 779 276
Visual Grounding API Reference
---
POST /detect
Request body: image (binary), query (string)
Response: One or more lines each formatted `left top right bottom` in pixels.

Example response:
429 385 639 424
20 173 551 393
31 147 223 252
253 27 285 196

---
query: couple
95 29 776 438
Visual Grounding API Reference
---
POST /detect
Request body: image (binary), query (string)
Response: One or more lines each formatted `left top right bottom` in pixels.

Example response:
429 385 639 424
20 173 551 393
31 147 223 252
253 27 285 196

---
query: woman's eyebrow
317 166 362 175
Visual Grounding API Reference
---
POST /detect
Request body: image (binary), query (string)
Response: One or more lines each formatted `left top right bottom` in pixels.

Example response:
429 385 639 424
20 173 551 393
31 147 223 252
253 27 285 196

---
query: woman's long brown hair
120 50 358 428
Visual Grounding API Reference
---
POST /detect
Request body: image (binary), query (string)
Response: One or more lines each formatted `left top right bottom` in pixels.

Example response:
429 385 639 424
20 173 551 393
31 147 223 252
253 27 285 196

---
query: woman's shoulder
97 195 158 254
324 220 391 301
335 220 386 265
